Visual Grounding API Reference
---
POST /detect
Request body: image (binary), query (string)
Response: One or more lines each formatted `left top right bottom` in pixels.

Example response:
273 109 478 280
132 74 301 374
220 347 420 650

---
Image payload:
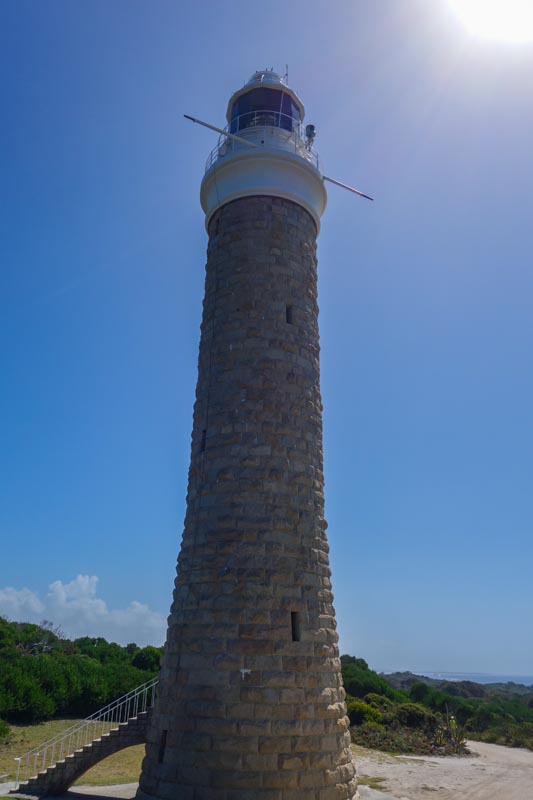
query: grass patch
0 719 83 781
73 745 145 785
351 743 403 763
357 775 388 791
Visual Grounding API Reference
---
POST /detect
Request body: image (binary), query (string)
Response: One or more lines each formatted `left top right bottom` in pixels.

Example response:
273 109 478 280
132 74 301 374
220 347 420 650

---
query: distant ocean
388 671 533 686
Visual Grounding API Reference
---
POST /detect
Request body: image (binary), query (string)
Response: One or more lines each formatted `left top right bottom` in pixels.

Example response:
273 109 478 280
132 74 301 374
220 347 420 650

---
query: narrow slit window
291 611 301 642
158 730 168 763
200 429 207 452
286 304 293 324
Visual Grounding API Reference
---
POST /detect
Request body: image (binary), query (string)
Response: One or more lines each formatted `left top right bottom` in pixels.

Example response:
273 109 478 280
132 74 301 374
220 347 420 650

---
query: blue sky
1 1 532 675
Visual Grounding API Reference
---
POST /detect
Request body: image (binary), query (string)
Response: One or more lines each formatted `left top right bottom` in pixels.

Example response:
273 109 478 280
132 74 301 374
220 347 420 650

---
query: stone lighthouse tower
137 70 358 800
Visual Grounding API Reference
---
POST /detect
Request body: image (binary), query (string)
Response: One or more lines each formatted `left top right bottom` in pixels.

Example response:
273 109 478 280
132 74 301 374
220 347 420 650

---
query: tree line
0 617 162 727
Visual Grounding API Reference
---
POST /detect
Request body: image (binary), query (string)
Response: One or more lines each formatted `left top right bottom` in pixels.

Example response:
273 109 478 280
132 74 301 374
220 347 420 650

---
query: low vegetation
342 655 533 754
356 775 388 790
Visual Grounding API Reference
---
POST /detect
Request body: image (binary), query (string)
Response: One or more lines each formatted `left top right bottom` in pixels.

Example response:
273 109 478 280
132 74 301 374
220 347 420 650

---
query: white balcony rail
205 110 320 173
13 677 158 789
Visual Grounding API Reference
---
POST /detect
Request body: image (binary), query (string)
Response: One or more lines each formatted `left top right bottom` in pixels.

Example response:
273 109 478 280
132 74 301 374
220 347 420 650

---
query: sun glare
450 0 533 42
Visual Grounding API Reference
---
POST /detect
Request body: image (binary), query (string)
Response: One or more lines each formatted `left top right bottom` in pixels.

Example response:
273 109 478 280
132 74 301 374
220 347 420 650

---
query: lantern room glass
230 88 301 134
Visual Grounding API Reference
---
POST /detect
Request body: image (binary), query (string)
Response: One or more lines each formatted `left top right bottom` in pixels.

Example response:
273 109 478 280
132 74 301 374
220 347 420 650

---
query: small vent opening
158 730 168 764
200 429 207 452
291 611 301 642
286 305 294 324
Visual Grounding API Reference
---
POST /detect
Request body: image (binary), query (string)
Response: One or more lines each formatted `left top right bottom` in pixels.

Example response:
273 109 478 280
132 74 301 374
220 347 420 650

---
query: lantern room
227 69 305 134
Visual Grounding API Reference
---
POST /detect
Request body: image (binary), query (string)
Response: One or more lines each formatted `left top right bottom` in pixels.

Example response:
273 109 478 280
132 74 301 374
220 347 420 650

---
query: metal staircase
12 677 158 797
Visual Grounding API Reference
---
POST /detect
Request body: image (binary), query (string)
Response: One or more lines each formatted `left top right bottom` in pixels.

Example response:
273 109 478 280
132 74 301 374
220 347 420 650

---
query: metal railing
13 677 158 789
205 110 320 173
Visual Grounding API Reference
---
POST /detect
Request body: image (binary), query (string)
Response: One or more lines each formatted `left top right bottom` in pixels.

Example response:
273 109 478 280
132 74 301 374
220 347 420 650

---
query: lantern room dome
247 69 285 85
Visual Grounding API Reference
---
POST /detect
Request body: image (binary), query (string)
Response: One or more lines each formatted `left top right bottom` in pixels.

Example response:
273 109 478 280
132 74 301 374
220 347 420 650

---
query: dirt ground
356 739 533 800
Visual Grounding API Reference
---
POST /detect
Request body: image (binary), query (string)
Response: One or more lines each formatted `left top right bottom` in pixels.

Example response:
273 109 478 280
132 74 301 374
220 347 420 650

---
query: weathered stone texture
137 196 356 799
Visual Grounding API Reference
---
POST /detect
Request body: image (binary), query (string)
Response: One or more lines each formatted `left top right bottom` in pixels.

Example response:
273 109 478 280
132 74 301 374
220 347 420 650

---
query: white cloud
0 586 45 618
0 575 166 647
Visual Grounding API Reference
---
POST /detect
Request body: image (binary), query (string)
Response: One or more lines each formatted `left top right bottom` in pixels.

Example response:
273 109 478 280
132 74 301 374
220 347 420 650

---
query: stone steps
12 711 150 797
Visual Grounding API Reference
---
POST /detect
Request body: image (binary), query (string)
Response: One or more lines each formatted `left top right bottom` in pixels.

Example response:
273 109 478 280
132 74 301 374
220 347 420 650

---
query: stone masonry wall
137 196 357 800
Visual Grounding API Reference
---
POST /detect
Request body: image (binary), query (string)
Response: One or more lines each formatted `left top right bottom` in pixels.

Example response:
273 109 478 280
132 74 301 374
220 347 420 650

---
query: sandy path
356 740 533 800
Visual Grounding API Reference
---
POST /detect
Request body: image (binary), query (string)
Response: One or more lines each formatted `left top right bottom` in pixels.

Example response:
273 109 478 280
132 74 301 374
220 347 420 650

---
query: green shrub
346 697 382 726
0 718 10 742
351 721 436 754
410 681 430 703
466 707 498 732
364 693 393 712
394 703 438 731
132 646 162 672
342 661 407 702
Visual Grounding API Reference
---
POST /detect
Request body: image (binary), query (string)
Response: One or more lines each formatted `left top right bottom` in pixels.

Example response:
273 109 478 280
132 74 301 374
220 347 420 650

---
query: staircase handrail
13 676 158 789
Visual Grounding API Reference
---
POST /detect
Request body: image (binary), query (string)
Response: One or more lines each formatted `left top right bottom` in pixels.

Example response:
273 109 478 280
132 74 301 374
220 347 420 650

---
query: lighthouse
137 70 358 800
